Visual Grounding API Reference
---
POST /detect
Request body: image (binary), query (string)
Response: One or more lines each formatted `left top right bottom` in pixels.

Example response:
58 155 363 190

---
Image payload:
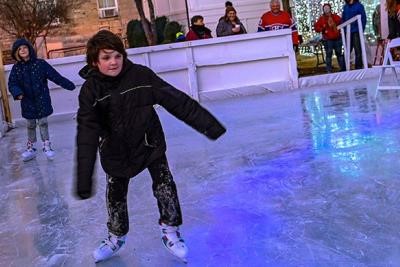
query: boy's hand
16 95 23 100
205 124 226 140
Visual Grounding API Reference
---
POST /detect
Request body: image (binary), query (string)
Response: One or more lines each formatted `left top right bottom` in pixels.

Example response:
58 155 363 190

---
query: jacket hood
11 38 37 61
79 59 133 81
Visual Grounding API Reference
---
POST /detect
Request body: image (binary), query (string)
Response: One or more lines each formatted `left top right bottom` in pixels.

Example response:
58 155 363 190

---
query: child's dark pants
106 154 183 236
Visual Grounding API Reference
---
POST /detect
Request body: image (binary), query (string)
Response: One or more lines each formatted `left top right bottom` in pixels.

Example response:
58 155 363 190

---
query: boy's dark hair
86 30 127 67
225 1 233 7
190 15 204 25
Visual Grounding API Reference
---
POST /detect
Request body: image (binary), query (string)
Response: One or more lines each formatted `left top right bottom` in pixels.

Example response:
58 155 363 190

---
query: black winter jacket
76 60 226 199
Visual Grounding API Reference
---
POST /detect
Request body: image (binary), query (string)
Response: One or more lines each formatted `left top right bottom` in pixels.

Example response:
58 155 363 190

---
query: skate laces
26 141 36 152
43 140 53 152
161 224 184 246
101 235 125 251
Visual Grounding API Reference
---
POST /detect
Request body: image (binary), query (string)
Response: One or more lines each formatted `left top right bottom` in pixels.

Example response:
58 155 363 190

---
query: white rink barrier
2 30 297 123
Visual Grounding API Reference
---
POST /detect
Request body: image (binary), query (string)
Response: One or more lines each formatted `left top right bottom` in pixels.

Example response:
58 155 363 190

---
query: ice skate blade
93 253 112 263
23 155 36 162
162 242 188 263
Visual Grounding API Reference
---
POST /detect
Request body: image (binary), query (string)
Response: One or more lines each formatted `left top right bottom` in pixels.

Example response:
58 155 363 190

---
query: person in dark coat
341 0 367 69
75 30 226 263
8 38 75 162
216 6 247 37
185 15 213 41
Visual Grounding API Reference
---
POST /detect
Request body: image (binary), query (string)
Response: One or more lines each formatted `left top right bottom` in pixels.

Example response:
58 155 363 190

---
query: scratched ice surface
2 79 400 266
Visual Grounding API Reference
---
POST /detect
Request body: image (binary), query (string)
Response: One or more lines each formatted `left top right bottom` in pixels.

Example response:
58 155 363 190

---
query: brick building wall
1 0 139 64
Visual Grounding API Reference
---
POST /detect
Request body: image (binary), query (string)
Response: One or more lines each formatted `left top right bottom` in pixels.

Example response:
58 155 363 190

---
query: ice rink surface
2 80 400 266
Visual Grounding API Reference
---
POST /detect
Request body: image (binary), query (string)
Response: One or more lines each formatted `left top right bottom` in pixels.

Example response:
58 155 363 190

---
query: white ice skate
93 233 126 263
43 140 55 160
160 223 188 263
22 141 37 162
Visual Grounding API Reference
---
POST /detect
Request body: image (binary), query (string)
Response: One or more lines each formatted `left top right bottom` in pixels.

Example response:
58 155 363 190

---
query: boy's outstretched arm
75 84 100 199
149 70 226 140
42 60 76 91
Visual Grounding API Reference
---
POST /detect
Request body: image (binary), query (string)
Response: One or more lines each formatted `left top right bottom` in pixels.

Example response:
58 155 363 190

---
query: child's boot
93 233 126 263
160 223 188 262
22 141 37 162
43 140 55 160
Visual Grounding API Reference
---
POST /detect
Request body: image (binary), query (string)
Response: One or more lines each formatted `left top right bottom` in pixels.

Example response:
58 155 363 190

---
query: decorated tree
293 0 380 42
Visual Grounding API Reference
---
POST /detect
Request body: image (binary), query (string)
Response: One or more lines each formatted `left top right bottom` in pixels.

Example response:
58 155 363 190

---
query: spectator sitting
258 0 299 48
216 6 247 37
186 15 213 41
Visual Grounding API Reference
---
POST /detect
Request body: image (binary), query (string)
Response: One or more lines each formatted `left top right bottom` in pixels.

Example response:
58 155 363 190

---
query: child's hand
16 95 23 100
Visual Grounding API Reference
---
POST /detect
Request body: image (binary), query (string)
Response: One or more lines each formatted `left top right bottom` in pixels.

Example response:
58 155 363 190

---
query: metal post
184 0 190 30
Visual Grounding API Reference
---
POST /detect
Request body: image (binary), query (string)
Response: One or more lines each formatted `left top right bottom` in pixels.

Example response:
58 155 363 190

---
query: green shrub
127 17 184 47
126 19 148 48
163 21 183 44
155 16 168 44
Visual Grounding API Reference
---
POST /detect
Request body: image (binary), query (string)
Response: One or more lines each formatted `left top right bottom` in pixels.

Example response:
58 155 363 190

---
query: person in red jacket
185 15 212 41
314 3 346 72
258 0 299 50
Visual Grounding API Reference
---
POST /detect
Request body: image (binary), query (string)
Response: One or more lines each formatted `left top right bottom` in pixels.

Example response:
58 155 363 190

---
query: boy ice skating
75 30 226 263
8 38 76 161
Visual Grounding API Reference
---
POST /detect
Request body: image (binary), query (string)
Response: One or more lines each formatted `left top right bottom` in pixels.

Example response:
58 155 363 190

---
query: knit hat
225 6 237 15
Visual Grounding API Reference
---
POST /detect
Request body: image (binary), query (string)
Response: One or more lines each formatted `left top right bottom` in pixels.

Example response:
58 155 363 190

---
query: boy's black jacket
76 60 226 199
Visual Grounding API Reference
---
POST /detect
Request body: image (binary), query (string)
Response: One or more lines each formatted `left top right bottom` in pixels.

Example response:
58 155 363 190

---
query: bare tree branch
0 0 84 44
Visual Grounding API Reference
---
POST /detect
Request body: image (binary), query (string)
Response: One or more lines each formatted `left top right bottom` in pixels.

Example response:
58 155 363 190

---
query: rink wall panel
2 30 297 123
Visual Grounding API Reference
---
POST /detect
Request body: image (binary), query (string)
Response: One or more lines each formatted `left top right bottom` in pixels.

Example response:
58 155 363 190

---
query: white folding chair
375 37 400 98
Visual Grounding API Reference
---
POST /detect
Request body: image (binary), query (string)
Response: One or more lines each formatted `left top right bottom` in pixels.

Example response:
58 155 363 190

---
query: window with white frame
97 0 119 18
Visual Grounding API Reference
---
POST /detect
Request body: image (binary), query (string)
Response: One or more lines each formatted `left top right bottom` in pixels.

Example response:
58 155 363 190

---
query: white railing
337 14 368 70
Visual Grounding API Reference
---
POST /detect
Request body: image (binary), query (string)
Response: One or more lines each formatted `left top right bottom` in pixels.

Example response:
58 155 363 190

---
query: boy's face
18 45 30 61
95 49 123 77
194 19 204 26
